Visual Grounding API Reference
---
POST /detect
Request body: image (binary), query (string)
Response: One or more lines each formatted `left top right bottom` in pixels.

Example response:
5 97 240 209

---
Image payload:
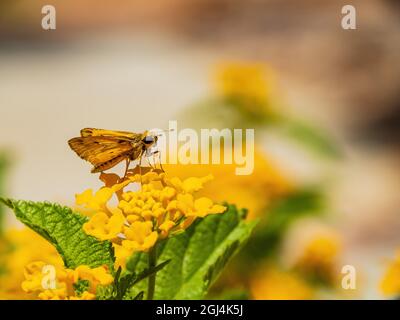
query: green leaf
133 291 144 300
133 259 171 286
0 198 114 270
127 204 257 299
241 188 325 262
73 279 90 297
275 116 341 159
208 289 250 300
111 259 170 300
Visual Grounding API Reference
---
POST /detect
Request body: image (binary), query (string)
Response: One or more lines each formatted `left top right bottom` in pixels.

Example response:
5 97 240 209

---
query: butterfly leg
146 155 155 170
139 154 143 186
152 150 164 172
158 150 164 172
123 158 131 180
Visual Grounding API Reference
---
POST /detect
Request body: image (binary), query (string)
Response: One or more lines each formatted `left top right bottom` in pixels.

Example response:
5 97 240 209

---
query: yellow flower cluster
21 261 113 300
164 148 292 220
214 62 275 115
0 228 63 299
251 266 314 300
76 171 226 268
380 250 400 296
293 234 341 286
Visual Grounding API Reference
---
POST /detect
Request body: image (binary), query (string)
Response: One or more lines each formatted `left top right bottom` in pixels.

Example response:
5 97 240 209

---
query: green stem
147 246 157 300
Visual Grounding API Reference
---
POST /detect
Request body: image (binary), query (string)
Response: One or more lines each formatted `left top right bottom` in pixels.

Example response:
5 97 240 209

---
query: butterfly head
142 134 158 148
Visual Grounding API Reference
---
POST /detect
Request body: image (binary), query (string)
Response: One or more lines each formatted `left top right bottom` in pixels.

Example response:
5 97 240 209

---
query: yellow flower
70 265 113 292
38 288 69 300
194 197 226 217
76 188 113 211
293 234 341 286
215 62 269 102
113 244 133 270
174 195 226 218
21 261 112 300
251 266 314 300
166 175 214 193
75 178 132 212
69 291 96 300
380 250 400 296
21 261 51 292
214 62 276 115
0 228 63 300
159 220 176 238
77 171 226 268
122 221 158 252
83 210 125 241
164 147 292 220
21 261 69 299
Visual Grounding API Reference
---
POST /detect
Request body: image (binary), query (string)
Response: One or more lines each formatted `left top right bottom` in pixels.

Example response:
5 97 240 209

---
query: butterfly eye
143 136 154 144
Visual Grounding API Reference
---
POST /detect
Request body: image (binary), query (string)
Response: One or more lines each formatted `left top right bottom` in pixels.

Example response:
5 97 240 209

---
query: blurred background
1 0 400 299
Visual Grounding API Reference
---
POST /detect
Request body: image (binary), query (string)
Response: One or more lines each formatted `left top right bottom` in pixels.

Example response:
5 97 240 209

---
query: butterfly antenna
150 128 174 137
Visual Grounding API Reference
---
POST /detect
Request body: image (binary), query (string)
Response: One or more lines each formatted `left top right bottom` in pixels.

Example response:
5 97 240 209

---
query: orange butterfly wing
80 128 146 139
68 136 134 173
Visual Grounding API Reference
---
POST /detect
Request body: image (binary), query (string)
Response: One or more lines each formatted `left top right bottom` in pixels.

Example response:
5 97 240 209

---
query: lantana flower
163 148 292 220
292 234 341 286
214 62 276 116
251 266 314 300
380 250 400 296
21 261 113 300
0 228 63 299
76 171 227 268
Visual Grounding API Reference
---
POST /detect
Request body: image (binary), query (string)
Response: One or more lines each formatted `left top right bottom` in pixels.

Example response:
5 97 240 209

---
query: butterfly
68 128 161 177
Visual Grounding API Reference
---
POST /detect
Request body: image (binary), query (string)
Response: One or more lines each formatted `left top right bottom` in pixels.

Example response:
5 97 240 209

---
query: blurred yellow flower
21 261 68 296
21 261 113 300
380 250 400 297
294 234 341 286
214 62 276 116
76 171 226 268
0 228 63 300
164 148 292 220
251 266 314 300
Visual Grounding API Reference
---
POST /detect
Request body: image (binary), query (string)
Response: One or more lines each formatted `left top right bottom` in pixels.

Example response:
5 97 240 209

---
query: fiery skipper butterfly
68 128 160 177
